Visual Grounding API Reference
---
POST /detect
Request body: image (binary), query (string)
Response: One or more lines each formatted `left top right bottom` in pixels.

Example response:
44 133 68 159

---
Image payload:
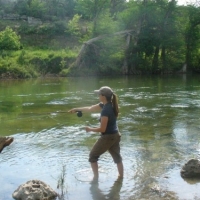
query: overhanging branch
73 30 135 68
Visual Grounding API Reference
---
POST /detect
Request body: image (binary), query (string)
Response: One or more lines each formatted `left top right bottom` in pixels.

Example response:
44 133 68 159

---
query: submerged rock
0 136 14 153
12 180 58 200
181 159 200 178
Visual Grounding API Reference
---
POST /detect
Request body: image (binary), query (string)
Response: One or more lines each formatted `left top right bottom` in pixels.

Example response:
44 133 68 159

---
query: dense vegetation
0 0 200 78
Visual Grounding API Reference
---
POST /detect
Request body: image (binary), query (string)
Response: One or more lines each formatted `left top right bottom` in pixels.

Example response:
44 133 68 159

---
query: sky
177 0 198 5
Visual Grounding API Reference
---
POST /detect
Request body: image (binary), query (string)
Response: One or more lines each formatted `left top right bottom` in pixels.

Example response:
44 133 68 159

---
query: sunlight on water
0 76 200 200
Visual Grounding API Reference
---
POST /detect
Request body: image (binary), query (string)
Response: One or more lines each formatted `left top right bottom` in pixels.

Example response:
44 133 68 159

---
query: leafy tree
67 14 82 37
14 0 29 16
28 0 46 18
185 5 200 71
110 0 126 18
42 0 75 19
0 27 21 50
75 0 110 36
118 0 184 74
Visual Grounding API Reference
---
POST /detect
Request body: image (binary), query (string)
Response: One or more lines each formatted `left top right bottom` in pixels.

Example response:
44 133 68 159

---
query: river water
0 75 200 200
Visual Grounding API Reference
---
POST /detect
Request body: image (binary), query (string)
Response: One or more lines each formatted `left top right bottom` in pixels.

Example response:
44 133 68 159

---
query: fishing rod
0 111 83 123
19 110 83 117
43 110 83 117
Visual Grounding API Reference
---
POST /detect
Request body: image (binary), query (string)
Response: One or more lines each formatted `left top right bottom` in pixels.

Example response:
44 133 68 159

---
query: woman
68 86 124 180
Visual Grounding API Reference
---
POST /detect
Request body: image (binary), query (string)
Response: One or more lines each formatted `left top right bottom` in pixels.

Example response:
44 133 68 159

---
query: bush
66 14 81 37
0 62 38 79
0 27 21 50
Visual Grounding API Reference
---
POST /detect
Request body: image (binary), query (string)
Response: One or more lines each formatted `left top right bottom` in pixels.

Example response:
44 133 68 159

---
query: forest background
0 0 200 78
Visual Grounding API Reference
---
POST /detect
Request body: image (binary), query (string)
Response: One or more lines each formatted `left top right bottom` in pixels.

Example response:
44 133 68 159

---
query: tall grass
0 48 78 78
57 165 68 200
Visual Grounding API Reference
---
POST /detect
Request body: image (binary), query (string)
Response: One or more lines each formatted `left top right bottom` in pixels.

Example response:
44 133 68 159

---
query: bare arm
68 103 101 113
85 116 108 133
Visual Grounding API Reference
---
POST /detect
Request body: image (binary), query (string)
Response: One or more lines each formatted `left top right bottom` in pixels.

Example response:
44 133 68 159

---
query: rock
12 180 58 200
0 136 14 153
150 184 161 194
181 159 200 178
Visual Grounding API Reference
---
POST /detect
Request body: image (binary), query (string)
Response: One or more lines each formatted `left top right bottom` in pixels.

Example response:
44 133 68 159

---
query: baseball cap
94 86 113 97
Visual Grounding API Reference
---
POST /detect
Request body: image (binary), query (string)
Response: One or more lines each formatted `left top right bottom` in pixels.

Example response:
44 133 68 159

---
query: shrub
0 27 21 50
66 14 81 37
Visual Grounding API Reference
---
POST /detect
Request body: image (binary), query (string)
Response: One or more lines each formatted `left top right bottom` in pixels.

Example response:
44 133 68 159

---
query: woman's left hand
85 126 91 132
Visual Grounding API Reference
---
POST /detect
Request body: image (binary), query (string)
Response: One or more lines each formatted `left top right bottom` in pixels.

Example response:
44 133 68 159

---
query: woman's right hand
68 108 77 113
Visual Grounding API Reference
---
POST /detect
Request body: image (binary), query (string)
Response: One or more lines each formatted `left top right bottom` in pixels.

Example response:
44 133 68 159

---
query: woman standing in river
68 86 124 180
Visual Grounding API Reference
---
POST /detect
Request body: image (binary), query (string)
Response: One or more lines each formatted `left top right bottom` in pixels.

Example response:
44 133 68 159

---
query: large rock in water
12 180 58 200
181 159 200 178
0 136 14 153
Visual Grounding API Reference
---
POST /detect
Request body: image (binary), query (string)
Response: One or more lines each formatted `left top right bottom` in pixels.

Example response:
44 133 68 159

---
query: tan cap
94 86 113 97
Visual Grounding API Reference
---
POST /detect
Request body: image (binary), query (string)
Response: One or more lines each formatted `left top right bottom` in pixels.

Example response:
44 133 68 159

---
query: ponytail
105 92 119 117
112 93 119 117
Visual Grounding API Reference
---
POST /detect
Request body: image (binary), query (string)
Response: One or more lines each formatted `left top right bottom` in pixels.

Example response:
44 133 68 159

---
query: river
0 75 200 200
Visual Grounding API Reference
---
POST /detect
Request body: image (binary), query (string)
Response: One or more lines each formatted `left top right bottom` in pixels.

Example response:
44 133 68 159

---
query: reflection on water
90 177 123 200
0 76 200 200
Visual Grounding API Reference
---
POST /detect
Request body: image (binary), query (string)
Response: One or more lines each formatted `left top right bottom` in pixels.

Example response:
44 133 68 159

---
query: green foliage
118 1 140 29
18 23 38 34
1 0 200 76
0 27 21 50
26 49 76 75
185 6 200 69
95 11 120 35
14 0 75 20
67 14 82 37
75 0 95 19
0 48 76 78
75 0 109 20
60 68 71 76
53 21 68 34
29 0 46 18
14 0 29 16
36 24 59 35
0 59 38 79
18 21 67 36
66 14 93 43
17 50 26 65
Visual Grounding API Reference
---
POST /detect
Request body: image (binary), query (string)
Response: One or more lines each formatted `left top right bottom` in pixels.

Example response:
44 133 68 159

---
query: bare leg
91 162 99 179
117 162 124 178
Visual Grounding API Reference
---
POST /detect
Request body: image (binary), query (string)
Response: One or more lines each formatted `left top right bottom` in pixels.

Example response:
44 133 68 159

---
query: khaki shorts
89 132 122 163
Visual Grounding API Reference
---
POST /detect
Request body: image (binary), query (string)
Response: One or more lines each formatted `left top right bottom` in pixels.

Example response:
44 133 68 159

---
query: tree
0 27 21 50
119 0 184 74
75 0 110 36
44 0 75 18
28 0 46 18
14 0 29 16
67 14 82 37
185 5 200 71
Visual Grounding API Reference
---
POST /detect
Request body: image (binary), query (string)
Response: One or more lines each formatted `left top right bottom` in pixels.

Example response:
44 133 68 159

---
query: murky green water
0 75 200 200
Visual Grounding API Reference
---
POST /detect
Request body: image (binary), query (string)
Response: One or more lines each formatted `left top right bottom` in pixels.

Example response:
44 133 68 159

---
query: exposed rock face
181 159 200 178
0 136 14 153
12 180 58 200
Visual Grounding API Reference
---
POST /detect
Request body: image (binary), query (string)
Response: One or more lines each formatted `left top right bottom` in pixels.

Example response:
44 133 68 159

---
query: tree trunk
178 63 187 73
152 45 159 71
161 46 166 70
122 33 131 75
123 0 147 74
160 0 176 71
